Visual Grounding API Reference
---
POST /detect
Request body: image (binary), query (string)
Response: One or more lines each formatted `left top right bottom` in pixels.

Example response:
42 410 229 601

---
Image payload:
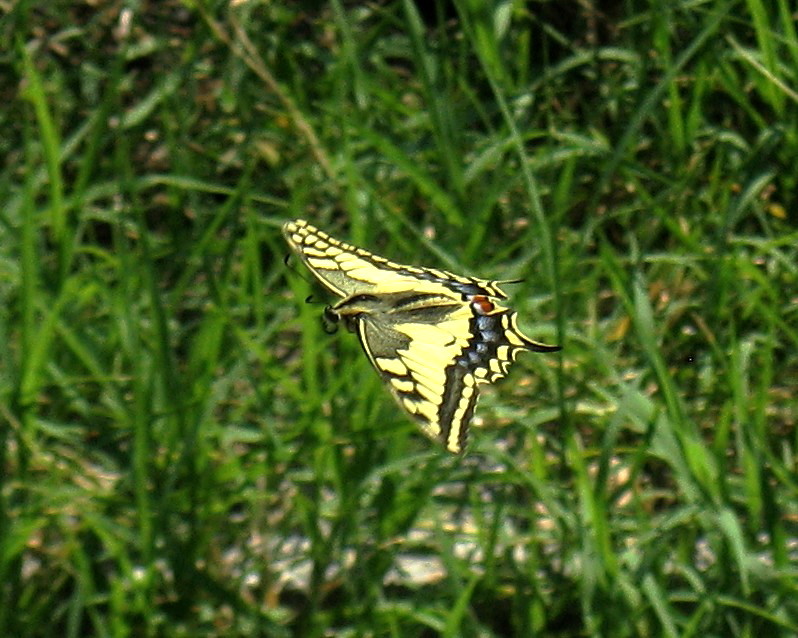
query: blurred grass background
2 0 797 636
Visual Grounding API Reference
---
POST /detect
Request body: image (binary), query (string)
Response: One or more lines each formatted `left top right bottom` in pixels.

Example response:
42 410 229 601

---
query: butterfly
283 219 560 453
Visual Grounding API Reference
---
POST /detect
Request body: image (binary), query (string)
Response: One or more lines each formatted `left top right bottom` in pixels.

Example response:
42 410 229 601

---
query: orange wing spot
470 295 495 315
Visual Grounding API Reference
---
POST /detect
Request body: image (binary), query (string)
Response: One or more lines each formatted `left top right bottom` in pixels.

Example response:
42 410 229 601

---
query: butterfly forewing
283 219 510 299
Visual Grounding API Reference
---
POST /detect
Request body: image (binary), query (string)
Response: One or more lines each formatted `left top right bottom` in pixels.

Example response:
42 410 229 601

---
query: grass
2 0 797 636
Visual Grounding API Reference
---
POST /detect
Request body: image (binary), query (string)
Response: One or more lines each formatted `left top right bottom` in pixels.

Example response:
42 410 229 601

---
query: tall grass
1 0 796 636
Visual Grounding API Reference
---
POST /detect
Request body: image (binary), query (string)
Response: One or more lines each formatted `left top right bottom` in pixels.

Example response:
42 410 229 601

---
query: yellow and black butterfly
283 219 560 454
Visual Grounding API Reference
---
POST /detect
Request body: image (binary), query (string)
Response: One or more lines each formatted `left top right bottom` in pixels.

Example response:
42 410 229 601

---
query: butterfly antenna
284 253 318 289
284 254 335 330
304 294 331 313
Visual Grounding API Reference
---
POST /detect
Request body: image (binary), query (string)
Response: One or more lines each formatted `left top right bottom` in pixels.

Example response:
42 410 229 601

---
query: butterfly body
283 219 559 453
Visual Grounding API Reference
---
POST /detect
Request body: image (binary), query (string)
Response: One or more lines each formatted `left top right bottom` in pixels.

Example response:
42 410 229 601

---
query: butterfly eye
322 306 340 333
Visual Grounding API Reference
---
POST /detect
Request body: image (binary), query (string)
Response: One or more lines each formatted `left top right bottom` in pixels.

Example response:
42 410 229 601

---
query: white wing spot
307 257 336 270
489 358 503 375
415 382 441 405
301 246 331 258
416 401 438 423
391 378 415 393
446 374 477 452
402 397 418 413
506 331 524 346
403 359 444 388
376 357 408 376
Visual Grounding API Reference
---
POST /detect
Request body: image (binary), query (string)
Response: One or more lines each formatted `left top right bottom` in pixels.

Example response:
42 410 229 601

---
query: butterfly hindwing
353 296 476 453
282 219 560 454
